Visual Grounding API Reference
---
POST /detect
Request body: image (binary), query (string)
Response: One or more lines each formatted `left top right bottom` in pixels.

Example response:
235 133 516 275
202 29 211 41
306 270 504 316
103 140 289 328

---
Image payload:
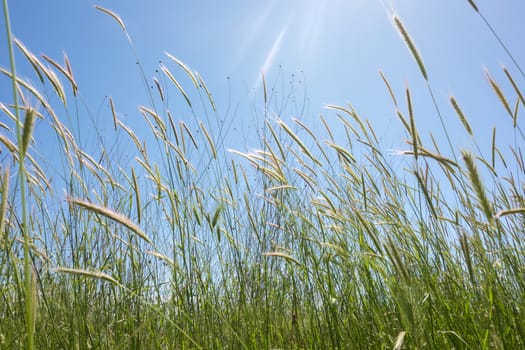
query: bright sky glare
1 0 524 171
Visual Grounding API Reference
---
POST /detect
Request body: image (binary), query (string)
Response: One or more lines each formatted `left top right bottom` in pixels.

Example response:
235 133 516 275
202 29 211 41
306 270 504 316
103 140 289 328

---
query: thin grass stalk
2 1 34 348
467 2 525 79
94 5 160 116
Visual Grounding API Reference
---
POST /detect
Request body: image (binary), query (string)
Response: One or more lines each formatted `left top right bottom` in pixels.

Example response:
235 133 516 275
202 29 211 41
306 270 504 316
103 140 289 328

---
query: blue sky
1 0 524 174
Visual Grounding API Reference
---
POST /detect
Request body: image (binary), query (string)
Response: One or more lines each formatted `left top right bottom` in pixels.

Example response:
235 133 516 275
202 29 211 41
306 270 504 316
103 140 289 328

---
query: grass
1 2 525 349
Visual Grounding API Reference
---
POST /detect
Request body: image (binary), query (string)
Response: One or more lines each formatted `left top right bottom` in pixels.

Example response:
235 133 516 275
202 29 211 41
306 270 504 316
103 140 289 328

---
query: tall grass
1 3 525 349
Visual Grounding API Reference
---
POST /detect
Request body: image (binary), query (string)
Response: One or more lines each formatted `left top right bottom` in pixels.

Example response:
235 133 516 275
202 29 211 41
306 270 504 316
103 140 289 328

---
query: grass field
1 2 525 349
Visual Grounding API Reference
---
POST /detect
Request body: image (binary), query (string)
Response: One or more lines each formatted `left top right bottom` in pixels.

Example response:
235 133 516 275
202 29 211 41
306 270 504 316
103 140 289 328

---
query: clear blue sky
1 0 524 173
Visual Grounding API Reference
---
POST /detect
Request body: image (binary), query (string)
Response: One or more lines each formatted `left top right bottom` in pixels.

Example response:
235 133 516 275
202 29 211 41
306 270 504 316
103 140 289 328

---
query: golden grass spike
258 144 285 178
512 98 519 129
502 66 525 108
485 69 513 117
13 38 44 83
63 52 77 96
0 68 72 152
386 236 410 282
164 51 198 89
56 267 119 285
42 54 78 95
180 121 198 149
459 232 475 285
259 165 287 184
266 121 287 161
145 250 174 266
379 70 398 107
21 108 36 157
160 63 192 108
491 127 496 169
326 142 355 165
414 167 437 217
476 155 497 177
395 110 410 133
210 205 222 229
139 106 167 135
67 197 152 244
326 104 367 135
167 111 180 145
450 96 473 135
277 119 320 165
94 6 126 31
199 121 217 159
0 168 9 238
293 168 317 191
466 0 479 12
109 97 118 131
293 118 318 142
14 39 67 104
495 207 525 219
406 87 419 160
320 115 334 141
461 151 493 223
153 78 165 102
117 120 142 152
0 129 18 154
396 147 457 169
131 167 141 224
262 251 300 266
393 15 428 81
393 331 406 350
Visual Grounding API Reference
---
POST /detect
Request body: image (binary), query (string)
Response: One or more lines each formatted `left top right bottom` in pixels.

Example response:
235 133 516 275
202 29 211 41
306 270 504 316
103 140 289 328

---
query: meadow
1 2 525 349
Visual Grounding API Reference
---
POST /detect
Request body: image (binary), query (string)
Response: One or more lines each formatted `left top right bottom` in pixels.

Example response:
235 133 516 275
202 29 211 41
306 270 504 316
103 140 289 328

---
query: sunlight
253 25 288 90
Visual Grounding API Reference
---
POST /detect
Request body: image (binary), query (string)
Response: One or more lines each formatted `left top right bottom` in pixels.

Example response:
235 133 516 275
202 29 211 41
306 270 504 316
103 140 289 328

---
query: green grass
1 2 525 349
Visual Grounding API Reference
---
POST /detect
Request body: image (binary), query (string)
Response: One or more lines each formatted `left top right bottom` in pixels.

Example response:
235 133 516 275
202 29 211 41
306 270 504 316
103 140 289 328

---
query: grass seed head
393 15 428 81
21 108 36 157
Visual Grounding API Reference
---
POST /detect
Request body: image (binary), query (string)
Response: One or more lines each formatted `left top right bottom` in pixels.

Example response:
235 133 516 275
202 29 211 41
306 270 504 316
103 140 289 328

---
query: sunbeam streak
253 25 288 90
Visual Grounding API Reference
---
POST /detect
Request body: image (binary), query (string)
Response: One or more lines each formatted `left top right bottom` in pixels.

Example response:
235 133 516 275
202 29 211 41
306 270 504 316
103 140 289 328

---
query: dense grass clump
1 2 525 349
